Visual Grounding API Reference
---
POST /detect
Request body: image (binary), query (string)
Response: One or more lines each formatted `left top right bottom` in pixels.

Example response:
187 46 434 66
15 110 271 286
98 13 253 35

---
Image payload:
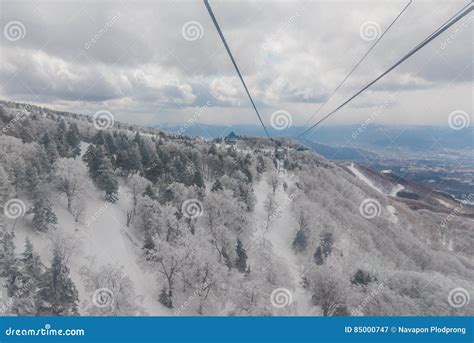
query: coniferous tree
292 228 308 253
20 238 43 283
93 130 107 146
211 179 223 192
192 170 205 188
12 238 44 315
0 166 13 203
128 143 143 175
66 123 81 157
351 269 373 286
104 132 117 155
41 132 59 164
32 199 58 231
55 120 69 157
235 239 248 273
0 230 20 295
314 246 324 265
36 248 79 315
83 144 101 179
97 158 119 203
25 164 40 194
144 158 162 183
142 231 156 260
159 287 172 308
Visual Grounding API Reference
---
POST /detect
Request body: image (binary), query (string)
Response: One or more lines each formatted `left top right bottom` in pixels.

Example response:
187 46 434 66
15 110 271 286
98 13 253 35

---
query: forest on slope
0 100 472 316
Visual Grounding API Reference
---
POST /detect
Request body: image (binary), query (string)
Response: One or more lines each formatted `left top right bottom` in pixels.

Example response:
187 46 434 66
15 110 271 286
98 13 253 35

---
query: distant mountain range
155 123 474 152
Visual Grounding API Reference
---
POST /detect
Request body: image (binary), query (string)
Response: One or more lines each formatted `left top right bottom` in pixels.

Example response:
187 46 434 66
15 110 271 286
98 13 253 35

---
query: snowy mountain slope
0 100 473 317
10 155 169 315
341 161 473 217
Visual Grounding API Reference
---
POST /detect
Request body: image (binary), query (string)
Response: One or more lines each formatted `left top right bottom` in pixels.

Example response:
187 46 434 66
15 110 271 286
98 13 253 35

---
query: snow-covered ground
11 144 169 315
349 163 404 197
348 163 383 195
253 174 313 315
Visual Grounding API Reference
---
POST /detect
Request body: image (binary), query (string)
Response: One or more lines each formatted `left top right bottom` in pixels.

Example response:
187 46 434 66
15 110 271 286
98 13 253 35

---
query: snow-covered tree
54 157 89 211
127 175 151 217
235 239 248 273
80 263 145 315
31 199 57 232
36 248 79 315
148 235 195 308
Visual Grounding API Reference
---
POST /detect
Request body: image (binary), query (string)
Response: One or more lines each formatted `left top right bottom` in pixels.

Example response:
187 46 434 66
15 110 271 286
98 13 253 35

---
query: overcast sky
0 0 472 129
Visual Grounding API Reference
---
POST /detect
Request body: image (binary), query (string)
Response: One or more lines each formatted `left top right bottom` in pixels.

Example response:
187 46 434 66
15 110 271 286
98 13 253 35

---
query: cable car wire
296 0 413 137
297 2 473 139
204 0 271 138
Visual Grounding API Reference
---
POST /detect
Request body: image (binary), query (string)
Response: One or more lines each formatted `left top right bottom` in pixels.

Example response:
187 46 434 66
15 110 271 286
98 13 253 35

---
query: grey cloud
0 0 471 126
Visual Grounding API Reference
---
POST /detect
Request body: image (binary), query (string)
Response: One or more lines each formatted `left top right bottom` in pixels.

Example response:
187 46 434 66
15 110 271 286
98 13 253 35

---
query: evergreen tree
25 164 40 194
128 143 143 175
142 231 156 261
36 248 79 315
211 179 223 192
0 230 20 295
104 132 117 155
143 184 156 199
314 246 324 265
83 144 101 179
11 159 27 192
159 287 172 308
351 269 373 286
66 123 81 157
55 120 69 157
41 132 59 164
97 158 119 203
12 238 44 315
192 170 205 188
20 238 43 283
292 228 308 253
314 233 334 265
235 239 248 273
32 199 58 231
93 130 107 146
144 158 163 184
0 166 13 203
138 140 152 168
